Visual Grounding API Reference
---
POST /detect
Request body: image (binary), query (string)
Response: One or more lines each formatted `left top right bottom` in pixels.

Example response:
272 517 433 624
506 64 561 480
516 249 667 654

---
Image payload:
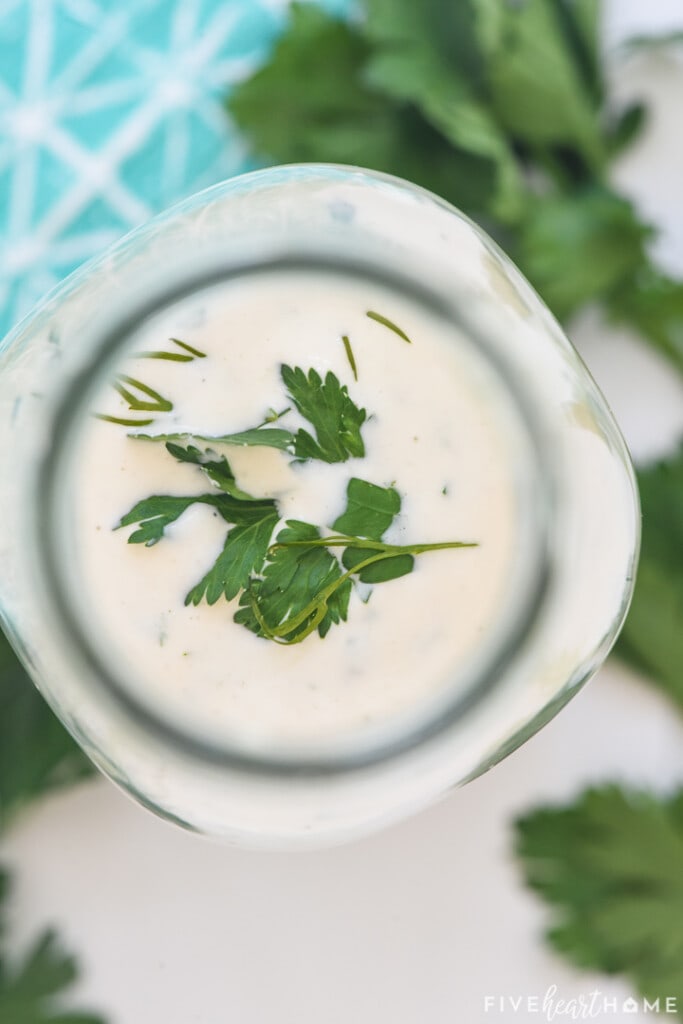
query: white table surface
4 4 683 1023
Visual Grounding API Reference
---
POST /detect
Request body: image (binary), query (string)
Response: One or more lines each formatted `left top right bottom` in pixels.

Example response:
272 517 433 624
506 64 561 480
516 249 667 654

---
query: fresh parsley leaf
132 427 296 454
119 490 278 546
332 477 400 539
134 366 368 466
119 444 282 606
515 786 683 1009
234 521 352 642
282 365 366 463
117 494 219 546
0 629 93 833
118 444 280 548
341 547 415 585
185 506 279 605
332 477 414 583
165 443 256 500
0 868 104 1024
617 446 683 709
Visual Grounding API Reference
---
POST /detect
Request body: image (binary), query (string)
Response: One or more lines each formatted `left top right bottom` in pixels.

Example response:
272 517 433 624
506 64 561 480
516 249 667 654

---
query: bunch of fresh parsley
226 0 683 1011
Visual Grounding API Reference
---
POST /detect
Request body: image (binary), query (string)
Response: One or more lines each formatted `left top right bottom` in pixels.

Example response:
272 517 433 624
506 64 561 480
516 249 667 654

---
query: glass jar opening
37 250 554 776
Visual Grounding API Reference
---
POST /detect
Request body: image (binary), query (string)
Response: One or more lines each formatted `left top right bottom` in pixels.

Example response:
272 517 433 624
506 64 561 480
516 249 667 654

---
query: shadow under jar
0 165 639 847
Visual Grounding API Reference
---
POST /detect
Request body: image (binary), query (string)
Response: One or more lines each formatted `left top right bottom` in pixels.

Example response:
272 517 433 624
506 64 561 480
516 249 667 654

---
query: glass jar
0 165 639 847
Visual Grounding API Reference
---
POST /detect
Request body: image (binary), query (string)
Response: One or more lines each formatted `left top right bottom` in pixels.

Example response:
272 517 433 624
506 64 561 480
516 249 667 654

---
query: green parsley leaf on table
0 869 104 1024
0 630 93 833
515 786 683 1010
617 446 683 710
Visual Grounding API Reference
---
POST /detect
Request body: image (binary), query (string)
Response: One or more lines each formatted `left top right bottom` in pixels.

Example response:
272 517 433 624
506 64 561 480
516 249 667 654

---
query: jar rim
37 181 556 778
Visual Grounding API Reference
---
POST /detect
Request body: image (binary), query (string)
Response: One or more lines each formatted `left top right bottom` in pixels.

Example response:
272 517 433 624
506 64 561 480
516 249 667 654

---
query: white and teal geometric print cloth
0 0 350 339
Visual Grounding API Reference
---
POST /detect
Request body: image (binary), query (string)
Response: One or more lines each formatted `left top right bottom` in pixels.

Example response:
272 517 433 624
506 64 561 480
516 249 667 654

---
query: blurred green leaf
363 0 524 221
227 3 501 214
228 4 388 166
516 786 683 1010
364 0 486 86
609 267 683 376
488 0 605 171
550 0 603 102
0 629 93 833
620 30 683 56
0 869 104 1023
518 187 652 320
617 447 683 707
605 101 648 157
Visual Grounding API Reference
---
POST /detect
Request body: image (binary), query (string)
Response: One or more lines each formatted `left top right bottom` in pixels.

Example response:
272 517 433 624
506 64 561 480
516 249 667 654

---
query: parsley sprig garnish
117 355 475 644
119 446 475 645
235 477 475 644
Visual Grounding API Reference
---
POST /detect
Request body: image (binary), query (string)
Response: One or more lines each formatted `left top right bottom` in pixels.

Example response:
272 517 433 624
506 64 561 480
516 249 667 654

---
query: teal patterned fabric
0 0 352 338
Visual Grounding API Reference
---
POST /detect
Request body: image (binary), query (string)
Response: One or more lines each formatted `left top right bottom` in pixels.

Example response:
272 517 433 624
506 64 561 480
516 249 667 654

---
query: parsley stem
341 334 358 379
257 538 477 644
95 413 156 426
269 534 478 556
255 406 291 429
135 351 195 362
366 310 412 344
114 375 173 412
136 338 207 361
168 338 207 358
250 549 395 644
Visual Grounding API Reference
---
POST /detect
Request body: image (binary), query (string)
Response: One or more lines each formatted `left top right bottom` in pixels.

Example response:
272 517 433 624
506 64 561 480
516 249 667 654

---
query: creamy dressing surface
67 272 523 753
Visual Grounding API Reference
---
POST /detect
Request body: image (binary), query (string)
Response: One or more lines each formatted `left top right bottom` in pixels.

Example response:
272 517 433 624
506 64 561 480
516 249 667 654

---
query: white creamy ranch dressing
68 270 525 753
